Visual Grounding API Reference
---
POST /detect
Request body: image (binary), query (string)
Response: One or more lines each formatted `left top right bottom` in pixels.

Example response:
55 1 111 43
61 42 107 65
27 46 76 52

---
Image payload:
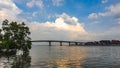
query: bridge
31 40 82 46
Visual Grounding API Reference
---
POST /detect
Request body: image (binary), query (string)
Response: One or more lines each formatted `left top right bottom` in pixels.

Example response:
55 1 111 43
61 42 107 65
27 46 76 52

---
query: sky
0 0 120 41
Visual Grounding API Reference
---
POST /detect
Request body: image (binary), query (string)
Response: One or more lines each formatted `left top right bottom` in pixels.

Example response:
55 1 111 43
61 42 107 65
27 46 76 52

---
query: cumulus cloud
88 3 120 19
26 0 43 9
29 13 88 41
0 0 22 21
0 0 88 41
52 0 64 6
57 13 78 25
28 13 120 41
0 0 119 41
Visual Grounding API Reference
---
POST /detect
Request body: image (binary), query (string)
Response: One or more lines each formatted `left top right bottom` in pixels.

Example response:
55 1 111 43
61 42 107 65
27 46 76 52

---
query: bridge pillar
69 42 70 46
60 42 62 46
49 41 51 46
75 42 78 45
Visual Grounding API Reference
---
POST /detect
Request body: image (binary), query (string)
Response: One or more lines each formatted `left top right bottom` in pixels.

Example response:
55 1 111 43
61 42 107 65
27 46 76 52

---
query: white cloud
88 13 98 19
88 3 120 19
26 0 43 9
0 0 119 41
28 13 120 41
52 0 63 6
102 0 108 4
108 3 120 15
57 13 78 25
29 13 88 41
0 0 22 21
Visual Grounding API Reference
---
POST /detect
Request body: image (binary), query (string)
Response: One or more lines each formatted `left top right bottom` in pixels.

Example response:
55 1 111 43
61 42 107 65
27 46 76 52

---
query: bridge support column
69 42 70 46
60 42 62 46
75 42 78 45
49 41 51 46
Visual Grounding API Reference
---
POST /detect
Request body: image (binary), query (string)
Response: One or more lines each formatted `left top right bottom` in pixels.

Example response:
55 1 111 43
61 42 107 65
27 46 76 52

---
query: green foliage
0 19 31 52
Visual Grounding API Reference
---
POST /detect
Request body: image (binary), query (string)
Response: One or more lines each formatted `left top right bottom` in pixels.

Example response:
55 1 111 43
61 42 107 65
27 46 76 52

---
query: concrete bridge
31 40 82 46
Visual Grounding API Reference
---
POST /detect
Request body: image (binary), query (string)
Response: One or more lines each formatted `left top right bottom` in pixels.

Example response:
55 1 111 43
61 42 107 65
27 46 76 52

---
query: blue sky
0 0 120 41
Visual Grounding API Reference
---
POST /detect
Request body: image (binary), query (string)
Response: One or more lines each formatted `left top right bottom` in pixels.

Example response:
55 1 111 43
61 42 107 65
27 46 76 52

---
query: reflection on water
30 45 86 68
1 45 120 68
30 45 120 68
0 51 31 68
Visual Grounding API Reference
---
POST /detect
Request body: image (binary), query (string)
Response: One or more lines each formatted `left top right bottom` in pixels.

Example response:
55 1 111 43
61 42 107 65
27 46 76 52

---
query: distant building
111 40 120 44
94 41 100 45
100 40 111 45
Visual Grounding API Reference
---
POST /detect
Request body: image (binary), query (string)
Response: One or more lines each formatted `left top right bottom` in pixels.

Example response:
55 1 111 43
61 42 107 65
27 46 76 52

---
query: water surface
30 45 120 68
0 45 120 68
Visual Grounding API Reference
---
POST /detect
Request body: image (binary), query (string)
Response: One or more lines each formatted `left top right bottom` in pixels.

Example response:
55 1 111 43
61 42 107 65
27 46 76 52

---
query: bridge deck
31 40 82 46
31 40 81 43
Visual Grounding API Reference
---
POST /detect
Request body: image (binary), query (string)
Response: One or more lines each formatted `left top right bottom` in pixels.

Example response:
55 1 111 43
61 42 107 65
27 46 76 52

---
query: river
0 45 120 68
30 45 120 68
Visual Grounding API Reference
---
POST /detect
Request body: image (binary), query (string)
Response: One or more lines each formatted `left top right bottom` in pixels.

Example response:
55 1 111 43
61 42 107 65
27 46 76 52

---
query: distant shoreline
70 44 120 46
